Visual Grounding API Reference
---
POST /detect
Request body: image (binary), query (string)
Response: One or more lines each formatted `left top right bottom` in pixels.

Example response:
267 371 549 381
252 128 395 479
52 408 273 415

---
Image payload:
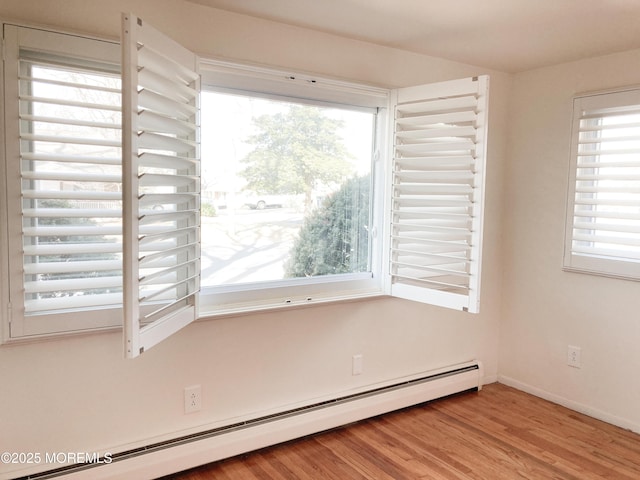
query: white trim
200 58 389 109
0 24 10 344
498 375 640 435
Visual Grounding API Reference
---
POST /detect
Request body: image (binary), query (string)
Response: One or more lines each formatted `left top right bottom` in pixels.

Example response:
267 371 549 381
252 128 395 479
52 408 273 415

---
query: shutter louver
18 55 123 314
390 76 489 313
122 13 201 358
564 89 640 279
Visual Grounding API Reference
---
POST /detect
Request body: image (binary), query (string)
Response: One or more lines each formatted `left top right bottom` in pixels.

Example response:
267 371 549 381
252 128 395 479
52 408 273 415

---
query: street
200 207 304 286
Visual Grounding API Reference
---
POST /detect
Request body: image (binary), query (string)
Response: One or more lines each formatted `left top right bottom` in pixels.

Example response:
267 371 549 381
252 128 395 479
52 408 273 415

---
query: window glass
200 91 375 287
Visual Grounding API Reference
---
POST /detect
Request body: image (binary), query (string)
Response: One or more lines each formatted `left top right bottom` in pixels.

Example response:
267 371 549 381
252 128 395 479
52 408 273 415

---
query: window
196 63 389 315
1 19 490 351
2 17 201 354
3 24 123 338
564 88 640 280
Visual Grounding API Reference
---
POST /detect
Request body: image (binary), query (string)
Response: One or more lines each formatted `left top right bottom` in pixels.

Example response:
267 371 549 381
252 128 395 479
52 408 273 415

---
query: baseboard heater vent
18 361 482 480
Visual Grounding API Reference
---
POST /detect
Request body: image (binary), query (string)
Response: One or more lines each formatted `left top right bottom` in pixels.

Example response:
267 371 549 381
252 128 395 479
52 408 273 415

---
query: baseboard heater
20 361 482 480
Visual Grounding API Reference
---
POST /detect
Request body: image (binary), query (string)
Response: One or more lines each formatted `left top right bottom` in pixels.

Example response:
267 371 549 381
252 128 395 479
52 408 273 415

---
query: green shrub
285 175 370 277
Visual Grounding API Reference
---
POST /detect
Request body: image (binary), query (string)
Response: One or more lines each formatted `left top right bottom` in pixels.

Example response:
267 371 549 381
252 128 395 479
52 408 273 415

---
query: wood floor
161 383 640 479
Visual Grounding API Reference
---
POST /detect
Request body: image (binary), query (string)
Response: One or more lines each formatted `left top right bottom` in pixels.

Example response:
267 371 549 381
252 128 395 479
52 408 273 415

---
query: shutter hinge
6 302 13 339
6 302 12 340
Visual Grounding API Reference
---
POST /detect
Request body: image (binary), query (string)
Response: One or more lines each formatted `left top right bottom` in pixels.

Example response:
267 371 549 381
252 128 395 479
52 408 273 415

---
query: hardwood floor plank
346 422 444 478
294 437 369 479
161 383 640 480
432 388 627 478
356 418 476 480
396 410 556 480
372 419 476 480
240 452 287 480
315 429 400 480
437 387 640 479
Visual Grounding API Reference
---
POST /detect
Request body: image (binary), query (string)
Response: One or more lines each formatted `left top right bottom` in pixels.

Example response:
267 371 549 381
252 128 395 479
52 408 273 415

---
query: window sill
197 288 386 321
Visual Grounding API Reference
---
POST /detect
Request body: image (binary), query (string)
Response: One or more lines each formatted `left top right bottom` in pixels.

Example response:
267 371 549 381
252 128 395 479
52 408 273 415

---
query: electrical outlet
352 354 363 375
184 385 201 413
567 346 581 368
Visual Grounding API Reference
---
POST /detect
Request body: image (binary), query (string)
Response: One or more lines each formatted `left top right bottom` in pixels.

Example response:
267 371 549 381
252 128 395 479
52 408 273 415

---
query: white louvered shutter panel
389 76 489 313
3 24 123 337
564 88 640 280
122 14 201 358
18 60 122 314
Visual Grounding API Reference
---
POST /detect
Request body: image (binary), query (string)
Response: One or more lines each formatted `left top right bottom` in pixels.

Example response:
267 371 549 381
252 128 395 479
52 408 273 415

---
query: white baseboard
38 362 481 480
482 374 498 385
498 375 640 435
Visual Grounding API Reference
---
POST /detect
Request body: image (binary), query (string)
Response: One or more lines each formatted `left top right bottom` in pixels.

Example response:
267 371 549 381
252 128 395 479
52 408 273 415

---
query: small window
564 88 640 280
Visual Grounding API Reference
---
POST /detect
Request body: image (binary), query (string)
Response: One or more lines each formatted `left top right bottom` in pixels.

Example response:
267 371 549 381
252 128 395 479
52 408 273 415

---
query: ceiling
186 0 640 73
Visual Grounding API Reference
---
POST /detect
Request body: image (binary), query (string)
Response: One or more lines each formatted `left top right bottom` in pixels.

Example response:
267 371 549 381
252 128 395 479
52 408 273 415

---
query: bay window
1 17 490 354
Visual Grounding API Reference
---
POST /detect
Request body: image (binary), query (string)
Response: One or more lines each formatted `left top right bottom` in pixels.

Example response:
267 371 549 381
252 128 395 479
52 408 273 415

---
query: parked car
243 194 287 209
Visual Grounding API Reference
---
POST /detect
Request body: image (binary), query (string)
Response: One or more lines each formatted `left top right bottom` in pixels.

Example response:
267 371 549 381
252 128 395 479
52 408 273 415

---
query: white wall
0 1 508 478
500 49 640 432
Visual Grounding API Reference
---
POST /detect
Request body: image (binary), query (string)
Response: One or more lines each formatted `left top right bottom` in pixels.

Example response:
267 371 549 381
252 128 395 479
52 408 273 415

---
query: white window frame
1 18 491 350
564 87 640 281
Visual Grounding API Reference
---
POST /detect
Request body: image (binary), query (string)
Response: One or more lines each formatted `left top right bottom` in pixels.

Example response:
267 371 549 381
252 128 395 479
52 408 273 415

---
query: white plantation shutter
389 76 489 313
4 25 123 337
122 14 201 358
18 67 122 313
564 88 640 280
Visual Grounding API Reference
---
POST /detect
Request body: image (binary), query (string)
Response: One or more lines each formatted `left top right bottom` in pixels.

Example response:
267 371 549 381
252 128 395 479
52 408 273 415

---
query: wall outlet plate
352 354 363 375
184 385 202 413
567 346 581 368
